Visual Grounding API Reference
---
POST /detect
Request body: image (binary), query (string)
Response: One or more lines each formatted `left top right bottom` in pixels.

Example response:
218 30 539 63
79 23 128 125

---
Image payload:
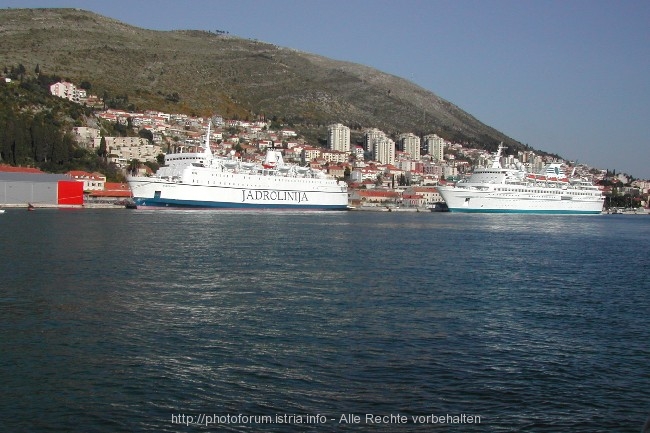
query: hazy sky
2 0 649 178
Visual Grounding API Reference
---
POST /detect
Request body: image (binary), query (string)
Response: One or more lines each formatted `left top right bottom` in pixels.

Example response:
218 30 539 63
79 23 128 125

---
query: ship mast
203 120 212 157
491 143 505 169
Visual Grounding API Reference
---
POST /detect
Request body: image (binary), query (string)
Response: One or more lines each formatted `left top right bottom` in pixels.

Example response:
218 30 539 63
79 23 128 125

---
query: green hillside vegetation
0 7 530 157
0 70 124 179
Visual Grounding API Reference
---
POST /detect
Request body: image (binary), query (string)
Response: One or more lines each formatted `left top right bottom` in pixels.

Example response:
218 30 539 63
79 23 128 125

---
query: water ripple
1 210 649 432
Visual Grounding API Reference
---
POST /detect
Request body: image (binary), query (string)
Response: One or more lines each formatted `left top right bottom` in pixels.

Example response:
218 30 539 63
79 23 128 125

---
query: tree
127 159 141 176
165 92 180 103
16 63 26 81
102 91 109 110
138 128 153 143
30 114 51 163
144 160 159 173
48 131 73 168
97 135 107 160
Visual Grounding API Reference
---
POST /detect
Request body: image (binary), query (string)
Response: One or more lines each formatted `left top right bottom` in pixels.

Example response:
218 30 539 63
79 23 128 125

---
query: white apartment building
50 81 86 103
364 128 385 154
93 136 162 166
281 129 297 138
363 128 395 165
72 127 101 148
93 136 152 150
374 136 395 165
321 149 349 164
68 171 106 191
117 143 162 161
353 145 365 161
443 164 458 179
327 123 350 152
301 146 323 164
424 134 445 161
397 159 419 173
398 133 421 160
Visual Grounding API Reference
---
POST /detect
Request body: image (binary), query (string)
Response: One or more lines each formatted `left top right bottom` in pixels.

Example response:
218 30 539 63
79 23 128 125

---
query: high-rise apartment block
364 128 384 154
327 123 350 152
398 133 421 160
424 134 445 161
365 128 395 165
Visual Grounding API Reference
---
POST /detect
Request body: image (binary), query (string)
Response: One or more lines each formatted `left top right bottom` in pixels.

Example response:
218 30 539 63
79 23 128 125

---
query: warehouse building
0 167 84 208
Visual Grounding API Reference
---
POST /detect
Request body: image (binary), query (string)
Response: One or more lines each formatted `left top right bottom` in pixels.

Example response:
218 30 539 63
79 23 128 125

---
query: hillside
0 7 524 153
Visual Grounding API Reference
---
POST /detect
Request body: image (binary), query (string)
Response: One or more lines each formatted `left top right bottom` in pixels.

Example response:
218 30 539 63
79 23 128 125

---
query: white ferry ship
437 144 604 214
127 123 349 210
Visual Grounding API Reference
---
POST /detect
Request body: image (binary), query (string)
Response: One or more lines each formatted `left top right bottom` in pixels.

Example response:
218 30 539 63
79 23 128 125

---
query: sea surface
1 209 649 432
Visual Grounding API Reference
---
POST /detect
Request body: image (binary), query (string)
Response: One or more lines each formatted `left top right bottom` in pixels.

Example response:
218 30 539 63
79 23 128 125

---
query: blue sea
1 209 649 432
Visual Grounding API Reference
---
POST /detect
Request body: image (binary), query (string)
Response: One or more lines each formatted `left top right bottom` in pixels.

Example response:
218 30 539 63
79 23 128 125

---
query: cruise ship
437 144 604 214
127 123 349 210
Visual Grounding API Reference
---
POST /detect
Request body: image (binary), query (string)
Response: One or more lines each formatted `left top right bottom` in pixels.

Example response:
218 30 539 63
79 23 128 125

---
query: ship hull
128 177 349 210
438 187 603 214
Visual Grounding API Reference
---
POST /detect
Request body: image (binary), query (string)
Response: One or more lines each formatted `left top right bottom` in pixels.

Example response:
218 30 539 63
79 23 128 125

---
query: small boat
0 209 5 214
27 203 35 211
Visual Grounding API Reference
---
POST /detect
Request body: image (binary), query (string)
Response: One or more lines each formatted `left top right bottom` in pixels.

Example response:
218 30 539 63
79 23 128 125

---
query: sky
2 0 650 179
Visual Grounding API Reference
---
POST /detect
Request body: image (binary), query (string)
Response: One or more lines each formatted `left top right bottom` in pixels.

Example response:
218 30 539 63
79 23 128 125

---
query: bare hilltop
0 7 524 151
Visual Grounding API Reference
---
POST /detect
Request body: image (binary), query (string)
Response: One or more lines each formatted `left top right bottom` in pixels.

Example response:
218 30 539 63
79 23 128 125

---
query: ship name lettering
242 189 308 203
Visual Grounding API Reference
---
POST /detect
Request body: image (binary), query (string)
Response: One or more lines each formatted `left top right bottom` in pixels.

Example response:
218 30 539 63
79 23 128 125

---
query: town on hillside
2 79 648 210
